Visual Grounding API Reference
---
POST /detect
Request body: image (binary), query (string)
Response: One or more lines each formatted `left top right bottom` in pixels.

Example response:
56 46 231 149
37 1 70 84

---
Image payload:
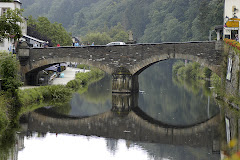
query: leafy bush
77 64 89 69
172 60 185 76
43 85 73 101
185 64 193 79
173 61 207 80
210 73 223 97
203 67 212 78
0 52 22 94
18 85 73 106
177 67 185 78
18 88 43 106
0 94 10 130
66 68 104 90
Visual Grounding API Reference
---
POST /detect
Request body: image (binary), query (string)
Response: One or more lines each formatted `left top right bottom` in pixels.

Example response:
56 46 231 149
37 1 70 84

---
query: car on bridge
106 42 126 45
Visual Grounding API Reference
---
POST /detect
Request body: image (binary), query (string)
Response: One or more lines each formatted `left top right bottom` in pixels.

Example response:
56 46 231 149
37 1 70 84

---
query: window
1 8 9 16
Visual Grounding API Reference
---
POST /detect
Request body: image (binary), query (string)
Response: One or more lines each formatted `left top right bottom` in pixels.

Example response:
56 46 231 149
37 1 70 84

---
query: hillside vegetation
21 0 224 43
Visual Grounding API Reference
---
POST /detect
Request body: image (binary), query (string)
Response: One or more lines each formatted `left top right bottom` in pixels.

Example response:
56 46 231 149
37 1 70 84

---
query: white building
21 35 46 48
223 0 240 39
0 0 27 53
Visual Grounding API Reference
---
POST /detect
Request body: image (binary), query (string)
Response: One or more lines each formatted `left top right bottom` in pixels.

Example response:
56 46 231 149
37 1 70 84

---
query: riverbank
18 67 104 111
19 67 90 90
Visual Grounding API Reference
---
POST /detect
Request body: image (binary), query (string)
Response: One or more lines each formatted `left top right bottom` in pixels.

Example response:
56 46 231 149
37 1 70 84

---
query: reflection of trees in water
137 142 220 160
138 59 219 126
69 75 112 117
46 102 71 115
106 139 136 156
81 74 112 104
0 128 17 160
0 106 21 160
172 72 211 97
106 139 118 155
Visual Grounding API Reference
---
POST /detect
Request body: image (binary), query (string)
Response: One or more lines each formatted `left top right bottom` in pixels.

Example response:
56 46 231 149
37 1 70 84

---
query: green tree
27 16 72 46
161 14 184 42
108 23 128 42
0 52 22 94
82 32 112 45
197 0 210 40
0 8 23 40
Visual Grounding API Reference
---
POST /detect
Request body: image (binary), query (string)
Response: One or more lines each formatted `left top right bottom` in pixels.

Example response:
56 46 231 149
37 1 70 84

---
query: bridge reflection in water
20 93 221 154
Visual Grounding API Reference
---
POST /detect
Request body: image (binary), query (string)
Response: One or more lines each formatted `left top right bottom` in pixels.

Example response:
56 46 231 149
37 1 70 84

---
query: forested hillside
21 0 224 43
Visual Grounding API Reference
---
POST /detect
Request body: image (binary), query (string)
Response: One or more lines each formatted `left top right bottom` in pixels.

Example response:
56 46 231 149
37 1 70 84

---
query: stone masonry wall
225 46 240 96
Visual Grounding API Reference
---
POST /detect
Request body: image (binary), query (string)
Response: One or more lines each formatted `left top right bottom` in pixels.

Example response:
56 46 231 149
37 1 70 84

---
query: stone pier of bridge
112 67 139 93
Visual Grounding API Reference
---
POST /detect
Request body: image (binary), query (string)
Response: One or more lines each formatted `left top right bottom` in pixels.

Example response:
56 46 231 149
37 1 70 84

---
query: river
2 59 239 160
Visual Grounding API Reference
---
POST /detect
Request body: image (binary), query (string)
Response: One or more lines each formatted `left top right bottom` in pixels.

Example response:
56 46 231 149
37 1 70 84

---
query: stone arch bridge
17 41 223 93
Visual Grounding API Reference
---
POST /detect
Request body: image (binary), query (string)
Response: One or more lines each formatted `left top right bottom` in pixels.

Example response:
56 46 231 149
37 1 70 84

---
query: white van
106 42 126 45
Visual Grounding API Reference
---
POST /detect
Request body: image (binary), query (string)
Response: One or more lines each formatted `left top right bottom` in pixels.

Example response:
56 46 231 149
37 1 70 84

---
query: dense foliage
27 16 72 46
172 60 224 101
0 9 23 40
82 23 128 45
172 60 212 80
0 52 22 94
21 0 224 42
172 60 213 95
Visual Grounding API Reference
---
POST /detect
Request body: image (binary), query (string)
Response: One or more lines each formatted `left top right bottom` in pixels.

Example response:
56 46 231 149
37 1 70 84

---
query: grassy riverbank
172 60 217 96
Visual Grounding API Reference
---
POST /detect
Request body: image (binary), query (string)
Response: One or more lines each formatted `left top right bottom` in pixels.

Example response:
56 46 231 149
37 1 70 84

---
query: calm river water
7 59 238 160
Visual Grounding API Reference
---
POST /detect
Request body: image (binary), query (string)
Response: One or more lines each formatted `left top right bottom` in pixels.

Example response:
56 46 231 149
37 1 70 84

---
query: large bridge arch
132 54 222 76
130 42 222 76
